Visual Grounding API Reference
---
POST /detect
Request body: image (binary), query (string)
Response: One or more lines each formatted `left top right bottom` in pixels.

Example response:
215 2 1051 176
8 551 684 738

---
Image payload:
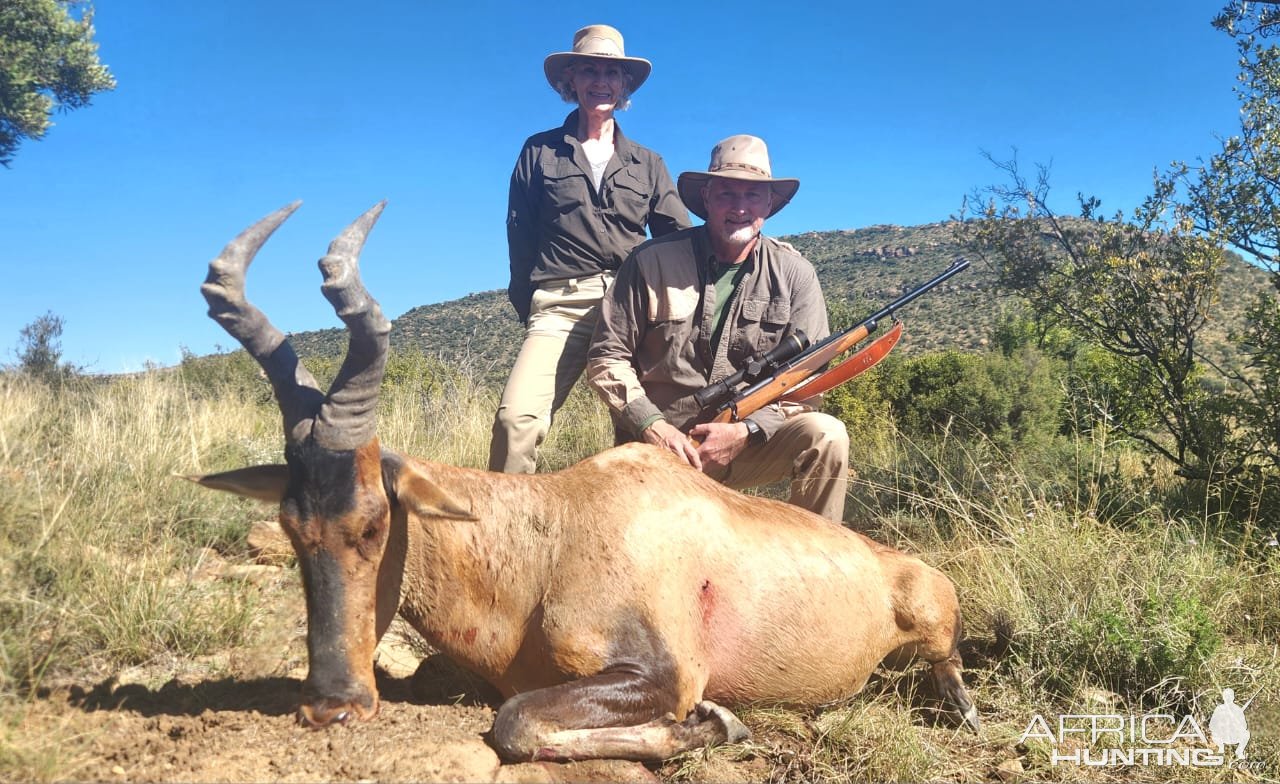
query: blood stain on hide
699 579 716 627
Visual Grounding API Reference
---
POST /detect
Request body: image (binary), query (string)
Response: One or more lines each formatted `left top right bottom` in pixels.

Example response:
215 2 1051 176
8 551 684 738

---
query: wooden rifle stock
706 322 873 425
697 257 971 429
781 320 902 403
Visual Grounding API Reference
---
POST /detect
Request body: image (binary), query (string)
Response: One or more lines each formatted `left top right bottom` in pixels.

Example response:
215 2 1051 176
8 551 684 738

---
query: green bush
820 357 896 448
1066 591 1221 696
1065 344 1164 437
879 347 1062 450
178 347 274 404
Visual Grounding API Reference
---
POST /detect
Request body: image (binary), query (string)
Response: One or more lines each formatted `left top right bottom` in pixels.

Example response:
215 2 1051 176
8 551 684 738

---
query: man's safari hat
678 135 800 220
543 25 652 92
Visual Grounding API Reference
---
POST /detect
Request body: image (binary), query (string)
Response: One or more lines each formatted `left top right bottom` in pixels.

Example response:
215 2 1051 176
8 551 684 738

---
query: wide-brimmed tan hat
543 24 652 93
678 135 800 220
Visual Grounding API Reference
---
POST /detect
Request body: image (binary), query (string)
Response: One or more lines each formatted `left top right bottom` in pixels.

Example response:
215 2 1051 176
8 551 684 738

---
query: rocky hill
283 221 1270 376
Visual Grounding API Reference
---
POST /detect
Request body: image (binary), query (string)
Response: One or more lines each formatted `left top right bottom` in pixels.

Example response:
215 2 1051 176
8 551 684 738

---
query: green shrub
820 357 896 449
178 347 274 404
879 347 1062 449
1066 591 1221 696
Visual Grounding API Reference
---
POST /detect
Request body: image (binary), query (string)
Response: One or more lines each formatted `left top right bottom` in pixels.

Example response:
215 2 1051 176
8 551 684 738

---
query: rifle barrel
786 257 970 368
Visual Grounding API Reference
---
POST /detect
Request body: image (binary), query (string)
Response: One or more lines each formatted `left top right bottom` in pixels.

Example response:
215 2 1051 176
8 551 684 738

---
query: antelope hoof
692 700 750 744
961 704 982 734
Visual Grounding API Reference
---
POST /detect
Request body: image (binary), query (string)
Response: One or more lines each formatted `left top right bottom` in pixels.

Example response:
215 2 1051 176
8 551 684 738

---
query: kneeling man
588 135 849 522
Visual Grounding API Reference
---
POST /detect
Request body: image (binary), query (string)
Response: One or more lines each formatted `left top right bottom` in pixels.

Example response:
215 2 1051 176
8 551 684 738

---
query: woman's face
570 59 626 113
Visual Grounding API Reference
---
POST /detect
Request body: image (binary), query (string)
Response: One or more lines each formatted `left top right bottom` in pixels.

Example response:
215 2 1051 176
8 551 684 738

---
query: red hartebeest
192 203 979 762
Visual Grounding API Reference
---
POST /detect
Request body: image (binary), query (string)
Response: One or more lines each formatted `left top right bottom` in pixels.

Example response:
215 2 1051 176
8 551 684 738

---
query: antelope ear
183 465 289 503
390 461 477 521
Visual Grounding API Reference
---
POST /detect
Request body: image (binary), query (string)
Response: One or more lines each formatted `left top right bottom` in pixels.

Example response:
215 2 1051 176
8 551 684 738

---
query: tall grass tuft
843 426 1279 778
0 369 292 780
1 372 276 688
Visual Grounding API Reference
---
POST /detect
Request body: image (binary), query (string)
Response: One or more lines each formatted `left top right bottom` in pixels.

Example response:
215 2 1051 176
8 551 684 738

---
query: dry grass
0 372 279 781
0 365 1276 782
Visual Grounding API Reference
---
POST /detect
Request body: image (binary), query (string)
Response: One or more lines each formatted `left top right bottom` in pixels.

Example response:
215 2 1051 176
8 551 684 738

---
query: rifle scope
692 329 810 411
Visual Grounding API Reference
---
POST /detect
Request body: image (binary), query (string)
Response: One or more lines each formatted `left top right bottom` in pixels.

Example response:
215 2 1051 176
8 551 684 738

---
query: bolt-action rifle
692 258 971 431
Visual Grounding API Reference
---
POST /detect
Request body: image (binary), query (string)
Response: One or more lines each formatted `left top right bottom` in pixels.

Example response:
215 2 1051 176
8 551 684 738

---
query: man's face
570 60 626 113
703 179 773 248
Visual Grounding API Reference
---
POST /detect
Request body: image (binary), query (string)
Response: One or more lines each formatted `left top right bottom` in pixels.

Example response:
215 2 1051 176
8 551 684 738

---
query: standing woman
490 24 688 473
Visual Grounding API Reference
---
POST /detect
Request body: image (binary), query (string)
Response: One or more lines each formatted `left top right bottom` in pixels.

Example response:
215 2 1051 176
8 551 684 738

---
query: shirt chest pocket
540 161 588 215
647 284 700 324
638 283 699 378
739 298 792 353
608 171 650 229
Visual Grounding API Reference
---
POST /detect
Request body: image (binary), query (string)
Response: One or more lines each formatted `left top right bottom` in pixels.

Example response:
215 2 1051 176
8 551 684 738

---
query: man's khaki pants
489 274 612 474
704 410 850 523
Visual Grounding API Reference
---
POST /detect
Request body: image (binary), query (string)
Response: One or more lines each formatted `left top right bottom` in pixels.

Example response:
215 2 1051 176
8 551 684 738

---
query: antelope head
192 202 460 727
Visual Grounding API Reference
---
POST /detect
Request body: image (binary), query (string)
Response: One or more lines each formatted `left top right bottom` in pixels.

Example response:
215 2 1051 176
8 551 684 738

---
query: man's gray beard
728 225 759 244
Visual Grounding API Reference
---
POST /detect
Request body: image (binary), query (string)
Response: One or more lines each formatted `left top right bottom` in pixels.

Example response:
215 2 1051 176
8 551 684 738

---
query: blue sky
2 1 1242 373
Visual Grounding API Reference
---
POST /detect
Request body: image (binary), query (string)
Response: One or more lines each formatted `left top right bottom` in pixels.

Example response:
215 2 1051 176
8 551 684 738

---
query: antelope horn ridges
201 201 324 444
312 201 392 450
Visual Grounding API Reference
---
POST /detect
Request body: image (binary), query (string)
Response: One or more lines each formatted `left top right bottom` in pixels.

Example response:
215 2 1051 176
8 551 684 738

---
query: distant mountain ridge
282 221 1269 377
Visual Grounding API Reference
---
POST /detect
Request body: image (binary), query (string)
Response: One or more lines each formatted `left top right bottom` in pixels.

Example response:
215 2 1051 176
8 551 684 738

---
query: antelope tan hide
191 202 980 762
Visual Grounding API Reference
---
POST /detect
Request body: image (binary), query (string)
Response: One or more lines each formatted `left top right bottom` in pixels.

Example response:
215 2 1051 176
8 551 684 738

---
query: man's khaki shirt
506 110 688 323
588 226 830 440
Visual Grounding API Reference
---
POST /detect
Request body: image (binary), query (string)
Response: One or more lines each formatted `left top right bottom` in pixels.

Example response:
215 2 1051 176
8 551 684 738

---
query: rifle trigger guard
728 400 740 423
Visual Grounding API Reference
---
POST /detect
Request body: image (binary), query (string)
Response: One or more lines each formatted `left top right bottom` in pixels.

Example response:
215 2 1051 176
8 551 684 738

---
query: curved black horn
312 201 391 450
202 201 324 444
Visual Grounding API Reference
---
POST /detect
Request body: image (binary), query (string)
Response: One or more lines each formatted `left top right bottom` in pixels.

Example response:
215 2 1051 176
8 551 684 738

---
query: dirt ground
18 548 706 784
10 535 1033 784
13 533 1275 782
31 671 668 783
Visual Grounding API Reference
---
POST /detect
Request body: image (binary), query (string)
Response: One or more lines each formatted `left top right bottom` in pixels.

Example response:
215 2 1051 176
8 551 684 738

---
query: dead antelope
192 202 979 762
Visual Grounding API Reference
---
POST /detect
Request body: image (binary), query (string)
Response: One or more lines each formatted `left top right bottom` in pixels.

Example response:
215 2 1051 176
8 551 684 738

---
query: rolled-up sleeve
769 261 832 431
743 250 832 441
505 142 539 323
587 256 664 435
789 262 831 349
646 155 689 239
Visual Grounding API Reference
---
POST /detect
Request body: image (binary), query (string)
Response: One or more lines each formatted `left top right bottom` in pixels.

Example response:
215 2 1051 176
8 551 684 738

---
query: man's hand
689 421 749 470
643 419 702 470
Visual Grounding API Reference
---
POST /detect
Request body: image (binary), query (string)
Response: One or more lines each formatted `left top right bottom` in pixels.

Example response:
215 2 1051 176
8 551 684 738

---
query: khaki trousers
489 274 613 474
704 410 850 523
